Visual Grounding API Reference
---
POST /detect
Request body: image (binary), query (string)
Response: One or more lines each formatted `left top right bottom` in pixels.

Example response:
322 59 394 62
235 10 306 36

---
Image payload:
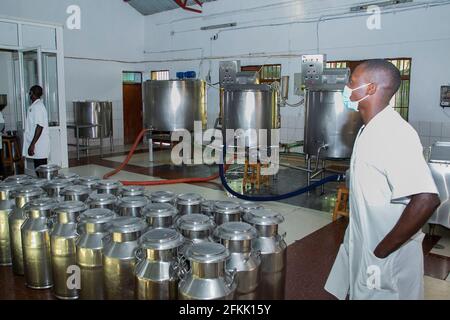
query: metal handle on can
225 268 237 289
135 247 145 262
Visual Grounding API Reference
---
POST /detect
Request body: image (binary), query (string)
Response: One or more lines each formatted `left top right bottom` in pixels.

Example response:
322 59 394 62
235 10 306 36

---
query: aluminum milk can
95 180 122 195
76 208 116 300
243 208 286 273
61 185 91 202
213 201 242 226
51 201 88 299
21 198 58 289
143 203 178 229
135 228 184 300
0 183 20 265
200 200 216 217
36 164 61 180
178 242 236 300
176 214 215 245
43 179 72 200
77 176 101 190
150 191 176 205
103 217 147 300
9 186 45 275
176 193 203 215
4 174 33 184
57 172 80 183
214 222 261 295
87 193 117 211
120 186 145 197
116 196 149 217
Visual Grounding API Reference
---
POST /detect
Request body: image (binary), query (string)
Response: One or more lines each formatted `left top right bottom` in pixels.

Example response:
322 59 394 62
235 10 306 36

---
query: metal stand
67 123 105 160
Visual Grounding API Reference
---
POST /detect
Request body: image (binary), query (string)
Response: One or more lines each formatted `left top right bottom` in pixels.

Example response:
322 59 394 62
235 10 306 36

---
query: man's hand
28 144 35 156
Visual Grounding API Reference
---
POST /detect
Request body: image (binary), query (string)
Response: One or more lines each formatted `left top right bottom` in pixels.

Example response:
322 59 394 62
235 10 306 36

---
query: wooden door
123 83 143 145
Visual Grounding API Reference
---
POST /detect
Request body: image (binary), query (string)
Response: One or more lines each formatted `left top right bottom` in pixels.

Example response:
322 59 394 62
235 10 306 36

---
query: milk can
135 228 184 300
36 164 61 180
176 193 203 215
4 174 32 184
143 203 178 229
213 201 242 226
87 193 117 211
116 196 149 217
103 217 147 300
77 176 101 190
57 172 80 183
150 191 176 205
76 208 116 300
24 178 49 188
21 198 58 289
0 183 20 265
243 208 286 273
176 214 215 245
9 186 45 275
43 179 72 200
120 186 145 197
201 200 216 217
61 185 91 202
240 202 263 214
95 180 122 195
178 242 236 300
214 222 261 295
51 201 88 300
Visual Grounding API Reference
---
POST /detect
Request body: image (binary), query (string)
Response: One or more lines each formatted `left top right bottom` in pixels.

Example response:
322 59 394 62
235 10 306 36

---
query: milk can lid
117 196 149 208
4 174 32 183
151 191 176 202
143 203 178 218
23 178 49 188
80 208 116 224
78 176 100 183
15 186 45 198
176 193 203 205
214 222 257 241
244 208 285 226
96 180 122 189
139 228 184 250
61 185 91 196
53 200 87 213
0 182 21 192
109 217 147 233
44 179 72 188
26 197 58 212
213 201 241 214
239 201 264 213
58 172 80 180
185 242 229 263
88 193 117 204
36 164 60 173
201 200 216 210
176 214 215 231
120 186 145 196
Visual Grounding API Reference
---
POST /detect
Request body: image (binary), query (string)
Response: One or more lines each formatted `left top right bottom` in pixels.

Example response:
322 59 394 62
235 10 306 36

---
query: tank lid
109 217 147 234
15 186 45 198
213 201 241 214
54 201 87 214
139 228 184 250
26 197 58 212
80 208 116 224
143 203 178 218
151 191 176 202
36 164 61 173
96 180 122 189
185 242 229 263
88 193 117 204
176 193 203 206
244 208 285 226
223 83 273 92
214 222 257 241
240 201 264 213
4 174 32 184
61 185 91 196
120 186 145 196
117 196 149 208
176 214 215 232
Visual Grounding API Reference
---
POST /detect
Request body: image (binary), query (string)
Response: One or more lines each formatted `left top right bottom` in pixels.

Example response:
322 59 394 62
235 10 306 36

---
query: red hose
103 129 221 186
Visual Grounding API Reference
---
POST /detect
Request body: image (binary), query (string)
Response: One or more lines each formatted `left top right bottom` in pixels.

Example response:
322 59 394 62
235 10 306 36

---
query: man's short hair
359 59 401 98
30 85 43 98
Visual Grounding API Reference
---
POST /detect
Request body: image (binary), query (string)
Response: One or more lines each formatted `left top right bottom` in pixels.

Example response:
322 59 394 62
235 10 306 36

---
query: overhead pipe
173 0 203 13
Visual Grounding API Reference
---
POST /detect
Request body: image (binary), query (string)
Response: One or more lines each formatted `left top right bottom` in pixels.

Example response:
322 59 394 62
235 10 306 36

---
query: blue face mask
342 83 371 111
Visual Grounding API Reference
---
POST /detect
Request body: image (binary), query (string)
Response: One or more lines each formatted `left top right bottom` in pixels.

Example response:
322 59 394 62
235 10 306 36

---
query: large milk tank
73 101 113 139
304 90 363 159
222 84 279 148
143 79 207 132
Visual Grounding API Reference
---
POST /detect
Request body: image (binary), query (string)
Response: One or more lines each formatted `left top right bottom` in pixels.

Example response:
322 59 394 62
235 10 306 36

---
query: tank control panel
301 54 326 88
219 60 241 86
441 85 450 107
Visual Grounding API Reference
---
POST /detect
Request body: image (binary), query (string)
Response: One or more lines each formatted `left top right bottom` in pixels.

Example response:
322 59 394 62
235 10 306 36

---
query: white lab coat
325 106 438 300
22 99 50 159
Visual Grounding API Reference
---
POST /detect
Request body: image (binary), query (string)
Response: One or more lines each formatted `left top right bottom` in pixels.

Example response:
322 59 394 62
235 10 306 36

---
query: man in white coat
23 85 50 172
325 59 440 300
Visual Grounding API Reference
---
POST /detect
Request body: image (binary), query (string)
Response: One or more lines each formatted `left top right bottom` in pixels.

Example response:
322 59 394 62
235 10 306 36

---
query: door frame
122 71 144 145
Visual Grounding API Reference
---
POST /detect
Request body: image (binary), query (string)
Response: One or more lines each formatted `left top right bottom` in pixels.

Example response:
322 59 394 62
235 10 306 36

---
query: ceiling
127 0 217 16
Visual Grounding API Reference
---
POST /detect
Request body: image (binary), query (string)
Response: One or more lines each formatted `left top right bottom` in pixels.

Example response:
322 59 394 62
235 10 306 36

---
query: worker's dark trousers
33 158 48 172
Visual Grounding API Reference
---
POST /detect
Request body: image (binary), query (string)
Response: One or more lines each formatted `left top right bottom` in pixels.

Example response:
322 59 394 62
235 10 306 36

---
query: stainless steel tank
21 198 57 289
143 79 207 132
176 193 203 215
143 203 178 229
178 242 236 300
77 176 101 190
9 186 45 275
95 180 122 196
76 208 116 300
73 101 113 139
119 186 145 197
135 228 184 300
222 84 279 148
103 217 147 300
304 90 363 159
213 201 242 226
43 179 72 200
150 191 176 205
116 196 149 217
36 164 61 180
0 183 20 266
51 201 88 300
61 185 91 202
87 193 117 211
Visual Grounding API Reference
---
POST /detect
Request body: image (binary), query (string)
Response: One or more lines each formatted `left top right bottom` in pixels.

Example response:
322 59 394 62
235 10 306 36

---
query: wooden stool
332 184 350 221
2 136 23 176
243 161 270 191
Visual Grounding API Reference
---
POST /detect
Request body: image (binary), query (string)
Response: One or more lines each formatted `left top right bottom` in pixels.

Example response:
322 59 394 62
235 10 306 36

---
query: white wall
0 50 16 131
0 0 146 146
143 0 450 147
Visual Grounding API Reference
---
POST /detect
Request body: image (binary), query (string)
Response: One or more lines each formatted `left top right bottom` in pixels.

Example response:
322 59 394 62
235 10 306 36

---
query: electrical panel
219 60 241 86
441 86 450 107
301 54 326 88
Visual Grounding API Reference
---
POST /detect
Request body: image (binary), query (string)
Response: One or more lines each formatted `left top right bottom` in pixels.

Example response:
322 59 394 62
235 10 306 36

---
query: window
241 64 282 83
151 70 170 81
123 71 142 84
327 58 412 121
